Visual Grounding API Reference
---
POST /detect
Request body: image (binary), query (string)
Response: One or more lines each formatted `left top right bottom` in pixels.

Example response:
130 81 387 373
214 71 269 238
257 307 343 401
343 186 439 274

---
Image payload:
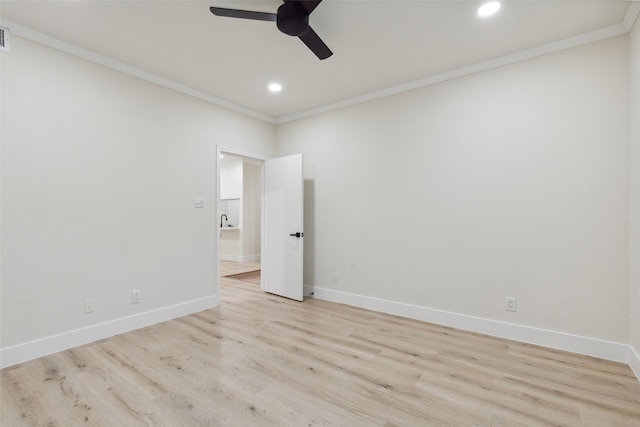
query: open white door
263 154 304 301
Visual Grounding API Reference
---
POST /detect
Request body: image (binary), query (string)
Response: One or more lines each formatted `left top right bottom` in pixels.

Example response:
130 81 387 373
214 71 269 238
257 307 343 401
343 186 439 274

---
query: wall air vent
0 26 10 52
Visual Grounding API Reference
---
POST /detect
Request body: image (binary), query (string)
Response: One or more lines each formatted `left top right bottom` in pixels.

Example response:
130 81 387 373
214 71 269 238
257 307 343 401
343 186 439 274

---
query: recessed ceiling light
478 1 501 17
268 83 282 93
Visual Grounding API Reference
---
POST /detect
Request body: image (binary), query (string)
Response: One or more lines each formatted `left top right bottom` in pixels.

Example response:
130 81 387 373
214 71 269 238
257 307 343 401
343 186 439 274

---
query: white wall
242 162 262 261
0 36 275 361
220 160 243 261
2 27 637 370
276 36 630 344
629 14 640 371
220 160 243 200
219 160 262 263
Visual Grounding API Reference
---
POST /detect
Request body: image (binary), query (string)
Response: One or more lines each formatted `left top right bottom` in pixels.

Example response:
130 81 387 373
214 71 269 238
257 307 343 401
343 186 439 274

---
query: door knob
289 232 304 238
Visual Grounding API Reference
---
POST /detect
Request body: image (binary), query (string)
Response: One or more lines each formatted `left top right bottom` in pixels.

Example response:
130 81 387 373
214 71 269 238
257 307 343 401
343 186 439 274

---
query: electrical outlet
506 297 517 312
332 272 338 283
131 290 141 304
84 299 94 314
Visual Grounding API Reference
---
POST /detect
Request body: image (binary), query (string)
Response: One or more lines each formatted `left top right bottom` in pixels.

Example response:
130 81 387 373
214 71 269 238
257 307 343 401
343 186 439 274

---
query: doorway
217 148 265 295
216 147 305 302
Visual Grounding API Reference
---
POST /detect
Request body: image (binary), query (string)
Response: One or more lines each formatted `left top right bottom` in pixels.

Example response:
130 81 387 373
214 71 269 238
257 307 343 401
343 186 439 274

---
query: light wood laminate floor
2 276 639 426
220 260 261 277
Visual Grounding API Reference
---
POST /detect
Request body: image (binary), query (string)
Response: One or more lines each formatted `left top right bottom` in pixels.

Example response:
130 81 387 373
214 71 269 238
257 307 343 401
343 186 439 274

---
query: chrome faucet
220 213 228 228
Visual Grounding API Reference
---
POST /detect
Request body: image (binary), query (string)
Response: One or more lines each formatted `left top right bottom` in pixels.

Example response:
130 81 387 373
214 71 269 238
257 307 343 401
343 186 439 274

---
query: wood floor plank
220 260 261 277
2 274 640 426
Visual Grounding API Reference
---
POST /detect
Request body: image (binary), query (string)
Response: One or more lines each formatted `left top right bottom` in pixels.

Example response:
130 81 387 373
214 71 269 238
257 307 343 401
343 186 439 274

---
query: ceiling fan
209 0 333 60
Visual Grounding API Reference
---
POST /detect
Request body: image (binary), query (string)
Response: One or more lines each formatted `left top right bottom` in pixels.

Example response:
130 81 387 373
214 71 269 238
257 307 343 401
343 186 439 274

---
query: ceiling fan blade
209 6 277 22
285 0 323 15
299 26 332 60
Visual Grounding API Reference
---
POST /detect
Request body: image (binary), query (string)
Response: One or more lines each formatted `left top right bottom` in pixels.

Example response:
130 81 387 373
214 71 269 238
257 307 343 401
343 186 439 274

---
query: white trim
0 19 274 124
4 3 639 127
630 346 640 381
221 255 243 263
217 147 268 163
307 286 632 365
0 295 218 369
624 1 640 31
276 19 633 124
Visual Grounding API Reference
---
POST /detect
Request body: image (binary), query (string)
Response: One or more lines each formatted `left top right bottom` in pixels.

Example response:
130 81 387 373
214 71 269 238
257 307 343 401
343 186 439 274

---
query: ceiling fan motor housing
277 2 310 36
209 0 332 60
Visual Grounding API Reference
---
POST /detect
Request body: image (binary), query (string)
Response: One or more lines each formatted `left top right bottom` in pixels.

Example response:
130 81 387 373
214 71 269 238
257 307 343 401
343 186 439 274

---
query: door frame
216 145 267 299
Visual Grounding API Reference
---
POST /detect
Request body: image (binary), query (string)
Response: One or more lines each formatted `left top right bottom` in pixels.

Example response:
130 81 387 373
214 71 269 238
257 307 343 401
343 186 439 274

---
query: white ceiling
1 1 637 123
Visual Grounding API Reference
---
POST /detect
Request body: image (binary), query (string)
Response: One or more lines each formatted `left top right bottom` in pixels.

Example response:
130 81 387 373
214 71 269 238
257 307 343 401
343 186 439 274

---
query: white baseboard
630 345 640 380
304 285 633 367
0 295 219 369
4 287 637 381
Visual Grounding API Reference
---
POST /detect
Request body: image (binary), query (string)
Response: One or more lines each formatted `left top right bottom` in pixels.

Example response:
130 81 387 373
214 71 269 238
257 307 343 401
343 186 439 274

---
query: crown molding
276 7 638 124
624 1 640 31
4 1 639 127
0 19 276 124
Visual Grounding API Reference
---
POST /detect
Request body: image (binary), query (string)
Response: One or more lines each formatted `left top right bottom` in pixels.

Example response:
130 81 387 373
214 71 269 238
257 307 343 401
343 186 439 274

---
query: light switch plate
195 198 204 208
